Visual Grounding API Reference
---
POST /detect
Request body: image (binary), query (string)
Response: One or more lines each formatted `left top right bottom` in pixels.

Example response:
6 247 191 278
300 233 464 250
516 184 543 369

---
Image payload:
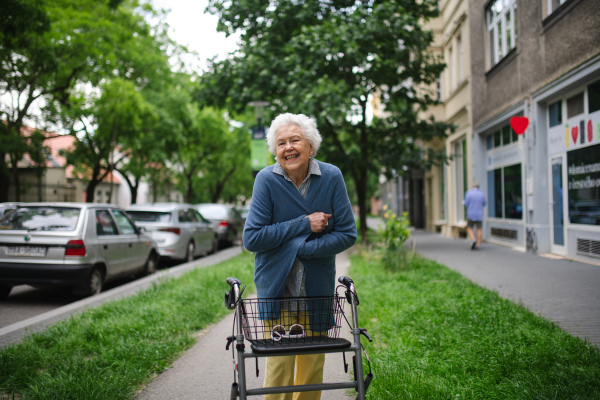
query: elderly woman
243 113 357 400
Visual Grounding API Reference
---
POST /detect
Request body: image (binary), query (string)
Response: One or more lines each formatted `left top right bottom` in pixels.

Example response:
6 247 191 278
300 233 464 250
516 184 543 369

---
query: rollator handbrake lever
226 335 235 350
359 329 373 342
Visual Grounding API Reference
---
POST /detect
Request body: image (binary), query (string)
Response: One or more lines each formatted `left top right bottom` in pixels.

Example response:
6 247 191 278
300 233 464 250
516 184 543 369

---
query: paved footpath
409 230 600 348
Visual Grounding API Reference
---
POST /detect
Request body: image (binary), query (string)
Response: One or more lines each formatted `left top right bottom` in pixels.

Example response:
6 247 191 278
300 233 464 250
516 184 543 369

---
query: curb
0 247 243 348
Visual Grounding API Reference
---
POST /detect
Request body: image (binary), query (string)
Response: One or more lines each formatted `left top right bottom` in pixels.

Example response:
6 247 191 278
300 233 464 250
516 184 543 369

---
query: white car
127 203 217 262
0 203 159 299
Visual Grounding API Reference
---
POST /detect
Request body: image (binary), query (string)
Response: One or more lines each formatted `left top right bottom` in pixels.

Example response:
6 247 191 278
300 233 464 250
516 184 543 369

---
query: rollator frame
224 276 373 400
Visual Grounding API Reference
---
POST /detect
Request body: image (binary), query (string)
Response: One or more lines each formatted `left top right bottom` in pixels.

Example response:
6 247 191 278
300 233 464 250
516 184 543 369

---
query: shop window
487 0 517 66
488 163 523 220
567 144 600 226
566 92 584 118
487 123 518 150
588 80 600 114
548 100 562 127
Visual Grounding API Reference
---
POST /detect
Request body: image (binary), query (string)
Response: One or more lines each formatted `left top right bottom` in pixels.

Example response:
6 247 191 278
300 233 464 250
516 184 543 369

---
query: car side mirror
137 226 147 234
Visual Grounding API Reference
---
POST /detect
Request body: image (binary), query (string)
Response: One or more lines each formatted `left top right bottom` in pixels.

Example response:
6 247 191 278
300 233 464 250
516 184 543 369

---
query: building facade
420 0 473 238
469 0 600 262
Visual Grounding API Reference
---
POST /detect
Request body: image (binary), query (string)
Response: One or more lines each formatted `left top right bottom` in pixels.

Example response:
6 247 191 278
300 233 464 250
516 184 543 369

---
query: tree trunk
86 180 97 203
356 167 368 244
212 168 235 202
11 156 20 202
186 171 194 204
0 158 9 202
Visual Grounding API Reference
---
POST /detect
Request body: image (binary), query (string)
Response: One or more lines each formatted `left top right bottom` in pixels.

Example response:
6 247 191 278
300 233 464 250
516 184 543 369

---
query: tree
192 115 253 203
64 78 155 202
201 0 452 241
1 0 173 202
172 106 229 204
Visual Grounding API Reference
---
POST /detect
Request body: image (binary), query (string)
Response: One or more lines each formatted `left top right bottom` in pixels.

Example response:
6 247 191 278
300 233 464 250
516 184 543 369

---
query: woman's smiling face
275 124 314 180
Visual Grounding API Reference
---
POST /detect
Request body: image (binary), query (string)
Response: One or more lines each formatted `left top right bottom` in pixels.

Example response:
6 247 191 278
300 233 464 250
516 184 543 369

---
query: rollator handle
225 277 241 309
338 276 353 288
339 276 359 305
227 277 241 287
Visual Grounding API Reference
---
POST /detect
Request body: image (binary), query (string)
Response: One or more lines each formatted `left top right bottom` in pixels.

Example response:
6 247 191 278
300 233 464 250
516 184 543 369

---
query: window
548 0 568 15
448 45 454 89
111 209 137 235
488 163 522 220
588 80 600 114
440 164 446 220
96 210 118 236
487 123 518 150
548 100 562 127
453 138 467 221
566 92 584 118
487 0 517 66
457 34 464 82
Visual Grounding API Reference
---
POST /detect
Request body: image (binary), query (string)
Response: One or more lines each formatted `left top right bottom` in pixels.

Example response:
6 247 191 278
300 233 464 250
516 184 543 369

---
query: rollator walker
225 276 374 399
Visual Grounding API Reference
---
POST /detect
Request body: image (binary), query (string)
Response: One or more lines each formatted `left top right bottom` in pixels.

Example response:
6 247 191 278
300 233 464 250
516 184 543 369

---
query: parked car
0 202 159 299
127 203 217 262
237 204 251 221
196 203 244 249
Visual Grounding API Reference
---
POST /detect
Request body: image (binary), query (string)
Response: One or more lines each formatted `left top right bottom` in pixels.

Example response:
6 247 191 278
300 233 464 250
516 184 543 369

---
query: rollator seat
250 337 352 354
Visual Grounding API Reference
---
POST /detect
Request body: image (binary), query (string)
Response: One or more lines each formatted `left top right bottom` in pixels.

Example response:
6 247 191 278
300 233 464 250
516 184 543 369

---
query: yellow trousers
263 310 326 400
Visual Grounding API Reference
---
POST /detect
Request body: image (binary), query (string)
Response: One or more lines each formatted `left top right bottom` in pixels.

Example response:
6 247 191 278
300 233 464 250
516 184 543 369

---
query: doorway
550 155 566 254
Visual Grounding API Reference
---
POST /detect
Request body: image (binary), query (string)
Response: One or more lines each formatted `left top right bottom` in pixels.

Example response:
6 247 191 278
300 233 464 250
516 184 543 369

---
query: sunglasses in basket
271 324 306 341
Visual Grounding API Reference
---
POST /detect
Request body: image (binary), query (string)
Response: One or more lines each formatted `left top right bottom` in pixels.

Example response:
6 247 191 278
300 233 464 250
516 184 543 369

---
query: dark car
0 203 159 299
196 203 244 249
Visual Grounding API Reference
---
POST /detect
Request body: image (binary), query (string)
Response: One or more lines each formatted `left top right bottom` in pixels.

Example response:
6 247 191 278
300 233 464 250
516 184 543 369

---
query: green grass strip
350 251 600 399
0 252 255 400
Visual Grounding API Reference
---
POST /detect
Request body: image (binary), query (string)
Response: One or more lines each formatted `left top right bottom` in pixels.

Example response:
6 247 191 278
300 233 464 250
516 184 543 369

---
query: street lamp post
248 101 270 176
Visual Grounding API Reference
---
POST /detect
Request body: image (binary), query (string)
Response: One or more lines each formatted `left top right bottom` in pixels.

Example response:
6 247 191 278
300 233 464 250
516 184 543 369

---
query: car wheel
186 242 195 262
73 267 104 297
0 284 12 300
144 252 158 276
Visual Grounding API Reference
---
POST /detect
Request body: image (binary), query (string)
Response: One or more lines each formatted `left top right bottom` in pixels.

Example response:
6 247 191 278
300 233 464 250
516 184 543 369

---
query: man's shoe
471 242 477 250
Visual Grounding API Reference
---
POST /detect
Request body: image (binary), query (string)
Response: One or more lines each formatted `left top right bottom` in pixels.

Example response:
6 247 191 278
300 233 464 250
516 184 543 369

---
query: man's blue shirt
464 188 486 221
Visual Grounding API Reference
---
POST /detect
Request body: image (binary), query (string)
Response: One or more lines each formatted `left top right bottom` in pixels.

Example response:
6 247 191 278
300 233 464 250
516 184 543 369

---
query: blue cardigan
243 160 357 304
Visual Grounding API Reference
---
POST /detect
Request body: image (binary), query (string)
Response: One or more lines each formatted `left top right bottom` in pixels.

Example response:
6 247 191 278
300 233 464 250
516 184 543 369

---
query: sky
149 0 241 71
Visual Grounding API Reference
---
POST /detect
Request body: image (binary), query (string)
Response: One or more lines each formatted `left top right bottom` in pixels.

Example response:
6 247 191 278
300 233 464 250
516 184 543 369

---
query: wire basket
240 295 347 348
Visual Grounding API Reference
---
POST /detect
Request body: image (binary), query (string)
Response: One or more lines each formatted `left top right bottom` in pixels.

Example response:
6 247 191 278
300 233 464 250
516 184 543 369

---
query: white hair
266 113 322 157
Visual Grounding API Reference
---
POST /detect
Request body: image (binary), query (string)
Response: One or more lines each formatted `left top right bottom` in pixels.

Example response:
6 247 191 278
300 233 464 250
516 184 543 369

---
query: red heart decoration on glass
510 116 529 135
572 126 578 144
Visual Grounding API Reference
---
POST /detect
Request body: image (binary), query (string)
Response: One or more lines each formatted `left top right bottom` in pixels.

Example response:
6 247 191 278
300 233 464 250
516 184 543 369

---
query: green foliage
201 0 453 240
0 252 255 399
0 0 177 202
350 251 600 399
379 210 411 271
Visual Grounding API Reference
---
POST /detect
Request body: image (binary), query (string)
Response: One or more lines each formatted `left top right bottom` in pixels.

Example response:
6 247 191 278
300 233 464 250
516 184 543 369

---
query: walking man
464 182 486 250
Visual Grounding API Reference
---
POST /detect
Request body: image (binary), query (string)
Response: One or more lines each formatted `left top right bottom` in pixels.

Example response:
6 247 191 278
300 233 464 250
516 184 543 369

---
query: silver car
0 203 159 299
127 203 217 262
196 203 244 249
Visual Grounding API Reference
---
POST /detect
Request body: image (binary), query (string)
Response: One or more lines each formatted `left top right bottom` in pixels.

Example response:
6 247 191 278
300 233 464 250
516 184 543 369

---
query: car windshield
197 205 228 220
0 206 80 231
127 211 172 223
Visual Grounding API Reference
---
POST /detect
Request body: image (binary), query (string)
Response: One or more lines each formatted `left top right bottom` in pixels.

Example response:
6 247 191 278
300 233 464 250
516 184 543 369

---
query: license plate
7 246 47 257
